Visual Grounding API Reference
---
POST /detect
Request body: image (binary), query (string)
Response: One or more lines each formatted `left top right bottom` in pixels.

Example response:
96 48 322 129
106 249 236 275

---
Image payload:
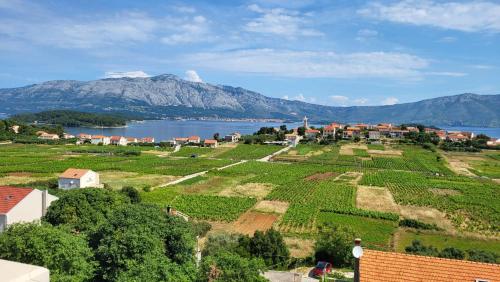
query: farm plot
170 146 215 157
360 170 500 234
317 212 397 250
217 144 284 160
171 195 257 222
232 211 279 235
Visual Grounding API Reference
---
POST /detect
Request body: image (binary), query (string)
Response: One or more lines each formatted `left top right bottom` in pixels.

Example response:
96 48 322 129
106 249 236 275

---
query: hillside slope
0 74 498 126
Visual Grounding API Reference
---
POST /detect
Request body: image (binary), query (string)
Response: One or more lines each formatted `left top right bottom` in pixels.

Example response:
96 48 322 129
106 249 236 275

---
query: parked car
312 261 332 277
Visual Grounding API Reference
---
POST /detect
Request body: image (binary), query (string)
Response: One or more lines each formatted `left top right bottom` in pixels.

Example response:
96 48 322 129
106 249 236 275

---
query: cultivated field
0 142 498 259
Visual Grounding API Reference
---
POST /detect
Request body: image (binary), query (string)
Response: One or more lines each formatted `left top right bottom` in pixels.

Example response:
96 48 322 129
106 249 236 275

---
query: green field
1 142 499 258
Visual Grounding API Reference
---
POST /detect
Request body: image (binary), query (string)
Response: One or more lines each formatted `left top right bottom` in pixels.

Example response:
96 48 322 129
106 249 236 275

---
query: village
29 116 500 149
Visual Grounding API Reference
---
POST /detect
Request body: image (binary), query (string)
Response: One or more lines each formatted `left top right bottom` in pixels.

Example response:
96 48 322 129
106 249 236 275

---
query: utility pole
352 238 363 282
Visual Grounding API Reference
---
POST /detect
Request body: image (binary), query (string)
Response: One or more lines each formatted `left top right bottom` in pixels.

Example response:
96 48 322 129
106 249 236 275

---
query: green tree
297 126 306 136
314 224 355 268
120 186 141 203
90 204 196 281
247 229 290 268
198 251 267 282
44 188 129 233
0 223 96 282
202 233 248 258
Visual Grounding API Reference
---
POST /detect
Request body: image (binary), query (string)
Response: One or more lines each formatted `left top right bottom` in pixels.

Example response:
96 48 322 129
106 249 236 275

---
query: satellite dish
352 245 363 258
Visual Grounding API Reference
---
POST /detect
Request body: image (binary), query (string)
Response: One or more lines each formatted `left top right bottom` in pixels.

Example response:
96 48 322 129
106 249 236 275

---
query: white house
204 139 218 148
58 168 101 190
0 186 58 232
91 135 110 145
224 132 241 143
0 259 50 282
305 129 320 139
368 131 381 140
38 132 60 140
188 136 201 144
110 136 128 146
63 133 75 139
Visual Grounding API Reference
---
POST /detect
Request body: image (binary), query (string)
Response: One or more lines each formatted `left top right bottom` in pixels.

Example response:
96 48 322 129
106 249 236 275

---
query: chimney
42 190 48 216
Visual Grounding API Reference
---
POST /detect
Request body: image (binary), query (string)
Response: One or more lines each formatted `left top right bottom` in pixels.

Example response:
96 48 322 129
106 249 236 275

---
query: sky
0 0 499 107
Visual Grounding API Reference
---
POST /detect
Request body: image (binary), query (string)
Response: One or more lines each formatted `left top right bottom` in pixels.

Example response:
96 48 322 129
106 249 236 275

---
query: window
475 279 490 282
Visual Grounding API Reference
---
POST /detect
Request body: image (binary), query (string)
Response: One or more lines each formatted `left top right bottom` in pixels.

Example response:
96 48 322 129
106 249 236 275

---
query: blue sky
0 0 499 106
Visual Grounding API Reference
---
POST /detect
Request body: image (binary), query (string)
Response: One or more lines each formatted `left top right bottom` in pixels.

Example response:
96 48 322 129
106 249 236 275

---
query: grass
367 144 385 150
317 212 397 250
170 146 215 157
217 144 284 160
396 229 500 257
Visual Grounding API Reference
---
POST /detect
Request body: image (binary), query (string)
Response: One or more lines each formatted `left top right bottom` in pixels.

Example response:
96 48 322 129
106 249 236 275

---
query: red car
312 261 332 277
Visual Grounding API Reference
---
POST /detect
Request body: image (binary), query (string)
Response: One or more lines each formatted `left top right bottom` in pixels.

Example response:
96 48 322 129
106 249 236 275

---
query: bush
314 224 355 268
399 219 441 231
467 249 499 263
439 247 465 260
120 186 141 203
191 221 212 237
405 240 439 257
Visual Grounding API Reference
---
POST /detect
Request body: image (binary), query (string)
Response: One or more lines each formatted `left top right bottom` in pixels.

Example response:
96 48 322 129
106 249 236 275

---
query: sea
62 119 500 141
64 120 303 141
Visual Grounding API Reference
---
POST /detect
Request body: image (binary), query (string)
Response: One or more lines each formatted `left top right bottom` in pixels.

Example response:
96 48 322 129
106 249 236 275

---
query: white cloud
244 4 322 38
0 12 158 49
185 48 429 79
184 70 203 82
353 98 369 105
438 36 457 43
359 1 500 33
425 71 467 77
161 15 215 45
356 28 378 41
381 97 399 105
470 65 494 70
329 95 349 106
104 71 150 78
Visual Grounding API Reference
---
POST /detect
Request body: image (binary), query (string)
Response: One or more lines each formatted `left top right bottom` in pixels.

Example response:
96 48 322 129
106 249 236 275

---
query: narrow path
156 146 287 188
156 160 247 187
258 145 292 162
0 141 12 145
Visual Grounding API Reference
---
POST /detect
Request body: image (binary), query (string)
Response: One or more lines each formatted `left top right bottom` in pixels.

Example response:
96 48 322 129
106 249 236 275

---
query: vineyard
216 144 284 160
1 142 498 256
171 195 257 221
360 170 500 234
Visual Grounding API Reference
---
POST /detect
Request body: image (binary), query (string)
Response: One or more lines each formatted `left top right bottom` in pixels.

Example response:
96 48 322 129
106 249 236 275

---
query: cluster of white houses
284 117 482 146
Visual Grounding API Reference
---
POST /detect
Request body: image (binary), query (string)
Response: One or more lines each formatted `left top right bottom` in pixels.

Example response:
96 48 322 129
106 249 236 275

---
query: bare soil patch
430 188 461 196
367 149 402 156
356 185 399 213
253 200 289 214
493 179 500 184
219 182 273 199
399 206 455 232
305 172 339 181
444 154 476 177
340 144 368 155
233 212 279 235
356 185 455 231
284 237 315 258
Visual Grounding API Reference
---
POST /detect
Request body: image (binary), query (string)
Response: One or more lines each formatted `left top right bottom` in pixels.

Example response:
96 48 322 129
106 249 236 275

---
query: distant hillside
9 110 129 127
0 74 498 127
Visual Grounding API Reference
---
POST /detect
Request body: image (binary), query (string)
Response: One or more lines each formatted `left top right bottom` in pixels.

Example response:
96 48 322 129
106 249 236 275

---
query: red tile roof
305 129 320 133
188 136 200 140
0 186 33 214
204 139 217 144
360 250 500 282
110 136 122 141
59 168 90 179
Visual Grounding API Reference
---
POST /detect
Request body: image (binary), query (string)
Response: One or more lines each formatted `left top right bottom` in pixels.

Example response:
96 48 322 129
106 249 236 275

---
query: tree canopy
0 223 96 282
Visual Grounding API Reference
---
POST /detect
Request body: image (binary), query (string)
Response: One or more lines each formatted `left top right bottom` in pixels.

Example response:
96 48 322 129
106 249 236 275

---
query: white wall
80 171 100 188
4 190 57 228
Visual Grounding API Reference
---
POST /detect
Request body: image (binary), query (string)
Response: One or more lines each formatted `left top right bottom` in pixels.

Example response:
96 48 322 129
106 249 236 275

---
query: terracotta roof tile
204 139 217 144
59 168 91 179
0 186 33 214
360 250 500 282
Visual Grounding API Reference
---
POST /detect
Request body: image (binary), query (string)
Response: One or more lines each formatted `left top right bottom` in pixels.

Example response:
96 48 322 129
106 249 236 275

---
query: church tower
303 116 309 129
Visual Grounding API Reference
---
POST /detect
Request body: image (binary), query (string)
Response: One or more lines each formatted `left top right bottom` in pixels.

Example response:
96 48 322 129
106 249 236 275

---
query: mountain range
0 74 498 127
